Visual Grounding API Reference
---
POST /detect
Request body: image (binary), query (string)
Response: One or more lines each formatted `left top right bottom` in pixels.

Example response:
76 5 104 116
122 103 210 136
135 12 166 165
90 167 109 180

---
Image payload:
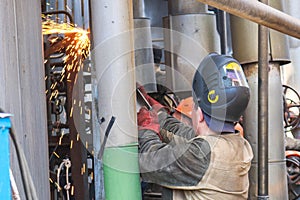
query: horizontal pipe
42 11 74 24
196 0 300 39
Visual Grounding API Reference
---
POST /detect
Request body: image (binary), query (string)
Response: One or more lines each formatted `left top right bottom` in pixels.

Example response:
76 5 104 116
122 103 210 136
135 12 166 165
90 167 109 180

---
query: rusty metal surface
257 3 269 196
230 0 290 65
197 0 300 39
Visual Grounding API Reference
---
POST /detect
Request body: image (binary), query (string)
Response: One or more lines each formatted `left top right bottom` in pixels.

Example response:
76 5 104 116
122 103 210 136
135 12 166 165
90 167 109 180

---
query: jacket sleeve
138 127 211 189
157 111 196 141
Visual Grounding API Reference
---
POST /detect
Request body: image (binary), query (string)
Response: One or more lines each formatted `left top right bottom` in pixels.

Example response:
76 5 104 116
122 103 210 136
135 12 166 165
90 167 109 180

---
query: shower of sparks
42 17 90 74
43 17 91 192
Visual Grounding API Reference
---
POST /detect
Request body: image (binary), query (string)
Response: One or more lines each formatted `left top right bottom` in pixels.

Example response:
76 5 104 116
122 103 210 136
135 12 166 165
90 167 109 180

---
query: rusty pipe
196 0 300 39
257 0 269 199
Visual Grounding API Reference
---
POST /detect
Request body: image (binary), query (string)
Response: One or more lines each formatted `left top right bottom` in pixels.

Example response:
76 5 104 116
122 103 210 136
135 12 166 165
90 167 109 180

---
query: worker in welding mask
137 52 254 200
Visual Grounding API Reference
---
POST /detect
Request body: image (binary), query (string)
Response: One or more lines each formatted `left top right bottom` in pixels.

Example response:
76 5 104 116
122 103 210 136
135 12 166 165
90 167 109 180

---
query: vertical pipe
284 0 300 137
218 10 227 54
73 0 83 27
133 0 146 18
168 0 208 15
90 0 142 199
257 1 269 198
133 0 157 92
134 18 157 92
164 0 220 96
231 1 289 198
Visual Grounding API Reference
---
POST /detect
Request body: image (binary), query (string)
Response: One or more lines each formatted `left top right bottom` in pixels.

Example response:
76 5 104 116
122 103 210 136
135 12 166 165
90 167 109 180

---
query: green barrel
103 143 142 200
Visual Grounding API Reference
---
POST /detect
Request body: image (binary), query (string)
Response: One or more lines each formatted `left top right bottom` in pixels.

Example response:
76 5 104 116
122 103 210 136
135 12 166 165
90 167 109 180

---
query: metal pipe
164 0 220 95
285 0 300 138
134 18 157 92
133 0 146 18
257 1 269 199
42 10 74 24
196 0 300 39
217 10 227 54
168 0 208 15
90 0 142 199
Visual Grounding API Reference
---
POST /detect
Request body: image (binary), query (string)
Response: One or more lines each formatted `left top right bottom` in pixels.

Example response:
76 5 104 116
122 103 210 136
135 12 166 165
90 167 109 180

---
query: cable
0 108 38 200
9 126 31 200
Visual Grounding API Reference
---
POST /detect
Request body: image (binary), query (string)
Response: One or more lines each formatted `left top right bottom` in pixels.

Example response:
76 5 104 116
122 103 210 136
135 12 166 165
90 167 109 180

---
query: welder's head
192 52 250 133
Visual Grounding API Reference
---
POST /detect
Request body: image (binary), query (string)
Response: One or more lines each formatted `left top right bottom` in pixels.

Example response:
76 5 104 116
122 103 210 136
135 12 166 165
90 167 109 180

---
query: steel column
196 0 300 39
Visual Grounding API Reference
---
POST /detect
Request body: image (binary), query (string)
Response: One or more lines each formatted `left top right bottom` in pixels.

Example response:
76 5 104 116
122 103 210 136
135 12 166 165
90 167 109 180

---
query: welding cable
10 126 38 200
0 108 37 200
21 146 38 200
10 168 21 200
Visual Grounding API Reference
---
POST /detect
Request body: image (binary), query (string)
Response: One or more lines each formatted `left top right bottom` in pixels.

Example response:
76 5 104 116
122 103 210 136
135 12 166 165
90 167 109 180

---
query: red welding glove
137 107 162 140
137 83 167 113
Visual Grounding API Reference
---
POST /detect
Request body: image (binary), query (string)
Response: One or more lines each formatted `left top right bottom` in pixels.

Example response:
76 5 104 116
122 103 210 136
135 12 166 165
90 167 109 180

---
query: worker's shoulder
196 134 250 148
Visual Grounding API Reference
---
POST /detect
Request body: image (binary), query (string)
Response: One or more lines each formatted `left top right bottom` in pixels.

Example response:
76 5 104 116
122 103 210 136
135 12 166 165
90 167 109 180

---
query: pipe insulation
90 0 142 199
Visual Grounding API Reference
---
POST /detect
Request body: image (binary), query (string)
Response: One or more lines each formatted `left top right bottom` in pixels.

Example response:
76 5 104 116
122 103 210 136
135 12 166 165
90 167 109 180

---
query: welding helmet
192 52 250 123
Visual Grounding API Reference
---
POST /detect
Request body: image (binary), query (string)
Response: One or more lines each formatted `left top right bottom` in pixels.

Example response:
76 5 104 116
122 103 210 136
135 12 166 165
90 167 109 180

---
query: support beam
196 0 300 39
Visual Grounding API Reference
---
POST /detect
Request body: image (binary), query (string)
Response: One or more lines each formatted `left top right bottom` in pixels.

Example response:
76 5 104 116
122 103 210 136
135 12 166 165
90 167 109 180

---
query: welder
137 52 254 199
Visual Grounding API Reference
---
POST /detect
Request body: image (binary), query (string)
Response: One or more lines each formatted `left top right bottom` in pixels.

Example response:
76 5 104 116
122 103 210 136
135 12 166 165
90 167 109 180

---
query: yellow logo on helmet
208 90 219 103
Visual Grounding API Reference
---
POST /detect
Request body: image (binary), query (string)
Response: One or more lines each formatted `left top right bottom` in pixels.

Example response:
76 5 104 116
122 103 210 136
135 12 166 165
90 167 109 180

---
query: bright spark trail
42 16 91 194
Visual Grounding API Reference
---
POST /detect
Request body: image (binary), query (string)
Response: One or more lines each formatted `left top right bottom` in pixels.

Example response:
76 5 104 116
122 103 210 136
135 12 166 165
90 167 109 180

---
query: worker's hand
137 107 162 139
136 83 166 112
